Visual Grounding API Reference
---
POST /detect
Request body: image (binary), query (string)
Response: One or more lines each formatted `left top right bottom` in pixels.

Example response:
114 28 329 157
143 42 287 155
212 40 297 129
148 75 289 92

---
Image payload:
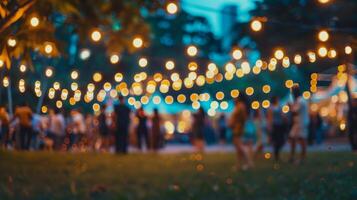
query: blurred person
69 109 86 150
192 107 206 152
151 108 161 152
267 96 287 162
114 96 131 154
98 104 110 151
14 102 33 150
48 108 66 150
0 106 10 149
136 107 149 151
253 109 265 158
218 113 227 144
229 94 253 170
308 111 322 145
85 114 96 151
289 84 309 164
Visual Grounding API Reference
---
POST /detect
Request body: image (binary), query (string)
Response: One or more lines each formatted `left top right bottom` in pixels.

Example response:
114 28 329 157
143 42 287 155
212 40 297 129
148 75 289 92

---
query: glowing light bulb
274 49 284 60
165 60 175 70
7 38 16 47
45 68 53 77
44 43 53 54
318 30 329 42
318 46 328 57
166 2 178 14
138 57 148 68
71 70 79 80
187 45 198 57
345 46 352 55
250 20 262 32
91 30 102 42
133 37 143 48
30 16 39 27
232 48 243 60
110 54 120 64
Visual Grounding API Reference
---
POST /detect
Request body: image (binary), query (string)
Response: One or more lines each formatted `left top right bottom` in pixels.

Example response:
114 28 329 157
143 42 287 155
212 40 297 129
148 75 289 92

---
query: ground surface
0 151 356 200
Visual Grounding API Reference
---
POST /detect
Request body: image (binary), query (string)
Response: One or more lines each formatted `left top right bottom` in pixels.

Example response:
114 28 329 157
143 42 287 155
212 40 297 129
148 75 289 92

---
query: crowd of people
0 96 164 153
0 84 330 169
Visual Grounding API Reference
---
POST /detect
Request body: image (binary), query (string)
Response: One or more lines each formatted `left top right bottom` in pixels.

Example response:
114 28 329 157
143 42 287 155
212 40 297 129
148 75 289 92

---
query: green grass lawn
0 151 356 200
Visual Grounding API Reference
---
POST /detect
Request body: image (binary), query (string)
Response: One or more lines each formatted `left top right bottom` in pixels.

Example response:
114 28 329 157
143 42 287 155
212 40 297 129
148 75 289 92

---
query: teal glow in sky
182 0 256 36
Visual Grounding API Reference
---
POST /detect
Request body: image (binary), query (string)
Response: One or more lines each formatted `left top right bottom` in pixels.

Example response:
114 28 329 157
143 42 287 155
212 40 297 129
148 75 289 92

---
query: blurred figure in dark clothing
98 104 110 151
151 108 161 152
267 96 287 162
14 103 33 150
136 107 149 151
114 96 131 154
192 107 206 152
218 114 227 144
308 112 322 145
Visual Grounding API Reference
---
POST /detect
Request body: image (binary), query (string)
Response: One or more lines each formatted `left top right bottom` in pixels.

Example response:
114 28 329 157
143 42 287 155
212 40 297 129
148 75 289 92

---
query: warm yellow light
241 61 251 74
282 57 290 68
152 96 161 105
110 54 120 64
225 62 236 73
328 49 337 58
7 38 16 47
282 105 290 113
114 73 123 82
262 100 270 109
318 46 328 57
19 64 27 72
188 62 198 71
262 85 271 93
41 106 48 113
232 48 243 60
166 2 178 14
91 30 102 42
56 100 63 108
294 54 302 64
216 91 225 100
318 0 330 4
250 20 262 32
246 87 254 96
138 57 148 67
93 103 100 112
44 43 54 54
30 16 39 27
231 89 239 98
177 94 186 103
133 37 143 48
3 76 9 87
318 30 329 42
251 101 260 110
93 72 102 82
345 46 352 55
187 45 198 57
274 49 284 60
71 70 79 80
141 96 149 105
0 60 4 67
303 91 311 99
165 60 175 70
53 82 60 90
45 68 53 77
165 95 174 104
285 80 294 88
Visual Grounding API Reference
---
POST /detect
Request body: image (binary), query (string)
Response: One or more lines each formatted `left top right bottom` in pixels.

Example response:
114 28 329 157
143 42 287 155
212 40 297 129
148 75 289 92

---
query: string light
133 37 143 48
138 57 148 67
318 46 328 57
19 64 27 72
7 38 16 47
318 30 329 42
44 43 54 54
274 49 284 60
166 2 178 14
30 16 40 27
187 45 198 57
165 60 175 70
110 54 120 64
71 70 79 80
294 54 302 64
93 72 102 82
318 0 330 4
45 68 53 77
345 46 352 55
91 30 102 42
80 49 91 60
250 20 262 32
232 48 243 60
